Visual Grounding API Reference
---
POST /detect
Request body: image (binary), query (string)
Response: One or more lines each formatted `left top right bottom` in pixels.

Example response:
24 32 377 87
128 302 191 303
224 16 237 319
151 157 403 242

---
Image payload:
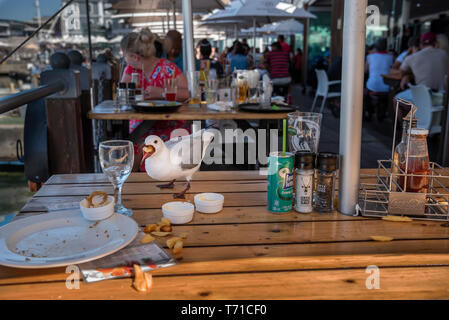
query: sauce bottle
392 117 417 190
399 128 430 193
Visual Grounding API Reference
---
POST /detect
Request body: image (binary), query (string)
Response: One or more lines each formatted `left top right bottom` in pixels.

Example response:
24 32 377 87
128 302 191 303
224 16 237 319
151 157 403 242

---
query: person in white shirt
396 32 449 104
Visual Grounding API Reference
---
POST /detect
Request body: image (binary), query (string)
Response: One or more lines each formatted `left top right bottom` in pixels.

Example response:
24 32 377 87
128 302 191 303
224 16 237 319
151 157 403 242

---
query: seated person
392 36 420 70
265 41 291 97
230 42 249 72
365 38 394 93
120 28 191 171
396 32 449 104
365 38 394 120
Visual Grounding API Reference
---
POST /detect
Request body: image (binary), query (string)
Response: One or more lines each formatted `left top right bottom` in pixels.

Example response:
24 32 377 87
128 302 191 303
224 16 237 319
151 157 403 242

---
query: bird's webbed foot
157 179 176 189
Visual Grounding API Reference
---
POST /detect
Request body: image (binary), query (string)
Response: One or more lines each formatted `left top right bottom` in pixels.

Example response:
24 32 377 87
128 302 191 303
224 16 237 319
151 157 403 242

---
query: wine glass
99 140 134 217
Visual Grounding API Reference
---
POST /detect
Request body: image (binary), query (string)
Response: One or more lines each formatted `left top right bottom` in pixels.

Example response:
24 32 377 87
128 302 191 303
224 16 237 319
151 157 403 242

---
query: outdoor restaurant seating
410 84 444 135
310 69 341 113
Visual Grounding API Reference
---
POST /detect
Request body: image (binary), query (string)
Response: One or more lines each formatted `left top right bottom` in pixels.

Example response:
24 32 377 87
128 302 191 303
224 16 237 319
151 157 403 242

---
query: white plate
0 210 138 269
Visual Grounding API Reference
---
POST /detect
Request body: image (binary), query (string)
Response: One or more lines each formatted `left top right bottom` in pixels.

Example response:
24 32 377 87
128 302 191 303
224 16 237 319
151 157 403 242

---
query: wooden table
88 100 293 121
1 170 449 300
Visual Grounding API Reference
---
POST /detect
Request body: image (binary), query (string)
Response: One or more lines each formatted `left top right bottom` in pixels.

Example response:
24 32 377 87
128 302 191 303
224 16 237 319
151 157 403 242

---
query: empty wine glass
99 140 134 217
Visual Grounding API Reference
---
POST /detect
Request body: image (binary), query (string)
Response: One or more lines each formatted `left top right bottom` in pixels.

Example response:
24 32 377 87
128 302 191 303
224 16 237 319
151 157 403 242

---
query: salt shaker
294 152 315 213
315 153 338 213
117 82 128 108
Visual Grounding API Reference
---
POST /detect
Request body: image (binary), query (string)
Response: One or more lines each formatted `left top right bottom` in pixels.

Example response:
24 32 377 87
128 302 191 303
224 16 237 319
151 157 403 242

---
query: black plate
238 103 297 113
132 100 183 113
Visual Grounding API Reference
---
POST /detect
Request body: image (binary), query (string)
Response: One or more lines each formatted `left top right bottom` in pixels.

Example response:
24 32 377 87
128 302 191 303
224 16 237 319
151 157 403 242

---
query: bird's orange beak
141 145 155 165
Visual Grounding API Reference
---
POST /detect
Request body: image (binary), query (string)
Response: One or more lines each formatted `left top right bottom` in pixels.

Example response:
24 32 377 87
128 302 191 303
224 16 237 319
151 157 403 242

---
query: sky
0 0 61 22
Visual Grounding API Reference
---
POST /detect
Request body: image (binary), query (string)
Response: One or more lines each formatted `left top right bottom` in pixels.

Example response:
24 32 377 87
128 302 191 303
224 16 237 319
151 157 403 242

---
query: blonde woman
120 28 191 171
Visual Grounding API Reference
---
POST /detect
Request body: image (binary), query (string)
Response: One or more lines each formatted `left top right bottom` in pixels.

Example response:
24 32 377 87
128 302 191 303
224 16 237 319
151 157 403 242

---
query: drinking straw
283 119 287 156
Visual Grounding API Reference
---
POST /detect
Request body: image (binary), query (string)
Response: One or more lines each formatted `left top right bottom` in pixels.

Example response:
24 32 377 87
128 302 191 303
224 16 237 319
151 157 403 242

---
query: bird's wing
168 130 213 170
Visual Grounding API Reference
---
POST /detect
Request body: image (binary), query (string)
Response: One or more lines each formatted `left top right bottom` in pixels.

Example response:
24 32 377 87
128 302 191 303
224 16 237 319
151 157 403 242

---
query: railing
0 82 65 115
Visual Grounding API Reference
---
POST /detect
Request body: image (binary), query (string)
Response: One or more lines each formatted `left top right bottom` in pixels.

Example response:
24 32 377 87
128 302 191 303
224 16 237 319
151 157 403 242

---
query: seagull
141 129 215 198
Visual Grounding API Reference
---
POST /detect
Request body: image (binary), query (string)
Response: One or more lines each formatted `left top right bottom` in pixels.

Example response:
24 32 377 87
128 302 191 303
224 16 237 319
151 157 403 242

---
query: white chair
409 85 444 135
311 69 341 113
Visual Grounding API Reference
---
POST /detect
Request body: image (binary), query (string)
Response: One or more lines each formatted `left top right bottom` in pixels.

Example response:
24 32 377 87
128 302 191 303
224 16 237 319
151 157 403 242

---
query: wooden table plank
16 208 369 225
2 266 449 299
2 239 449 285
35 180 267 197
45 171 379 185
45 171 268 185
20 192 267 212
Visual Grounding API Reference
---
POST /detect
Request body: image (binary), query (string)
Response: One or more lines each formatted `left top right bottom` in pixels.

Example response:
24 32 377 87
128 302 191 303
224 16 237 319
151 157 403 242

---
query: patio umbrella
240 19 304 37
203 0 315 47
200 19 253 40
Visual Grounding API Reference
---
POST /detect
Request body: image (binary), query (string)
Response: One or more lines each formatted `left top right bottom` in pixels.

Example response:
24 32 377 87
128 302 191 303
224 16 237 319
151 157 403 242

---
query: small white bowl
162 201 194 224
194 193 224 214
80 195 115 221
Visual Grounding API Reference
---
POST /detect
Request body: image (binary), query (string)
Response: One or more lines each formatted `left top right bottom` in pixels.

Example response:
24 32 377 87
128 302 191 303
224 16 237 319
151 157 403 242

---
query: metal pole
167 9 170 30
85 0 93 64
338 0 367 215
253 17 256 48
172 0 177 31
182 0 196 95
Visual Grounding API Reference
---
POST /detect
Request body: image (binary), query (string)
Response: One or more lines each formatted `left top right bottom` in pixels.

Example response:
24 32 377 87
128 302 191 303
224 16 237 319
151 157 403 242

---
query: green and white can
267 152 294 213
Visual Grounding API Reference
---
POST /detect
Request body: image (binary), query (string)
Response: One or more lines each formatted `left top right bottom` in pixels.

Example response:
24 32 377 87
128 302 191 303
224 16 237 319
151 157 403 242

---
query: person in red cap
396 31 448 104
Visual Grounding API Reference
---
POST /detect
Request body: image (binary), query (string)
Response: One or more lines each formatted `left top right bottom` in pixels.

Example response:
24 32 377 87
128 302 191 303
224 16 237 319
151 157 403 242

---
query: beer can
267 152 294 213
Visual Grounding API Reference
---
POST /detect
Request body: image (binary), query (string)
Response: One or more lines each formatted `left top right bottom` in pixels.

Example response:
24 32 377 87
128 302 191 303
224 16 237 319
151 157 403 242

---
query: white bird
141 129 215 198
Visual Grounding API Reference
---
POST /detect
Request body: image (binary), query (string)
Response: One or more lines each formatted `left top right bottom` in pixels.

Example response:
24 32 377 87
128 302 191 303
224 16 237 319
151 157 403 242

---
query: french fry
133 264 153 293
143 224 158 234
382 215 413 222
161 225 172 232
161 217 171 226
140 234 155 244
173 239 183 254
167 237 182 249
370 235 394 242
151 231 172 237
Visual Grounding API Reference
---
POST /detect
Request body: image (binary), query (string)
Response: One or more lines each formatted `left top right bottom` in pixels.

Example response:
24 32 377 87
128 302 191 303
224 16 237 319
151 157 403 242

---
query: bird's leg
173 181 191 199
157 179 176 189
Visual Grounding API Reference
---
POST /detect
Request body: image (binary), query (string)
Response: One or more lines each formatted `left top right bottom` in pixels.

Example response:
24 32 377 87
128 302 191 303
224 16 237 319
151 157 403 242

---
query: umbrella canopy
204 0 316 23
265 19 304 35
240 19 304 36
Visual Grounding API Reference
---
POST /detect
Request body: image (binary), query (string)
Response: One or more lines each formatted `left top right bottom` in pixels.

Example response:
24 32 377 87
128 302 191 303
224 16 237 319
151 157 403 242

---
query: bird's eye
154 140 158 144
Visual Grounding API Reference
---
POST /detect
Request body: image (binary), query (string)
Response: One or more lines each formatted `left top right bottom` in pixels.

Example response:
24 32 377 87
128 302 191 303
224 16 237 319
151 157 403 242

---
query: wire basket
357 98 449 221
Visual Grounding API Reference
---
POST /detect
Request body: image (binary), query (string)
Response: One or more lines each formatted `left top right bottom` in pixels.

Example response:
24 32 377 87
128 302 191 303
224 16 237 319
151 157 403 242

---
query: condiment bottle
294 152 315 213
399 128 430 193
392 117 417 191
127 82 136 105
315 153 338 213
131 72 142 97
118 82 128 108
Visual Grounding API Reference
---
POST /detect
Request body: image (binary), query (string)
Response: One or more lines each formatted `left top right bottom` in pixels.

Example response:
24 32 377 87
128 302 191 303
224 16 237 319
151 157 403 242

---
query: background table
1 170 449 299
88 100 294 121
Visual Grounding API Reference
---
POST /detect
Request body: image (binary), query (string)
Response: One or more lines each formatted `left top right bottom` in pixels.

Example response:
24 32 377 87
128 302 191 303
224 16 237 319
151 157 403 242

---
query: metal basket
357 98 449 221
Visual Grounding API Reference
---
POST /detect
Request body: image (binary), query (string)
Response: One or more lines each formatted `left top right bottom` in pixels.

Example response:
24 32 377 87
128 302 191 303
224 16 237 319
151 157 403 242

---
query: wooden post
46 97 86 174
331 0 345 62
